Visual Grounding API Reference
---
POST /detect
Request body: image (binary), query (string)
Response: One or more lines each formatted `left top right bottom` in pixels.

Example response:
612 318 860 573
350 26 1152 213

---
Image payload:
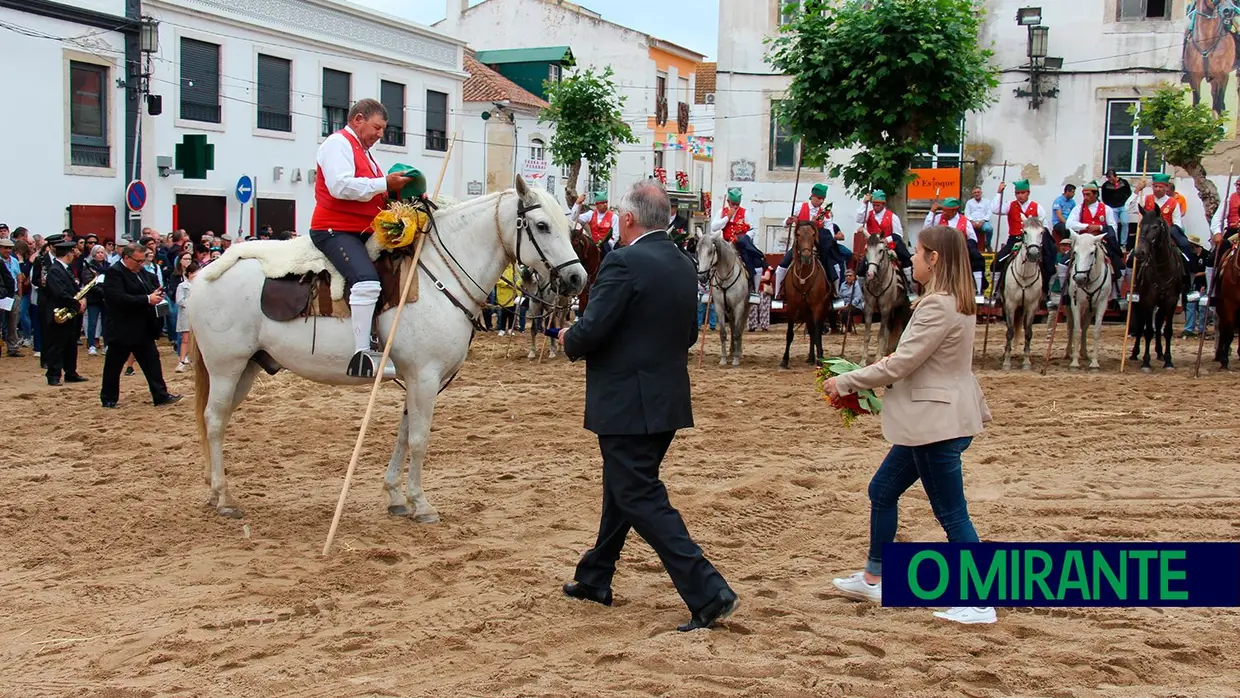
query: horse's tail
192 334 210 463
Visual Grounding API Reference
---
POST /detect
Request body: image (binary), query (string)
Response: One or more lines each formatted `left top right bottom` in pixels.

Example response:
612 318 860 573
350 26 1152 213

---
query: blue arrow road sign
126 180 147 212
236 175 254 204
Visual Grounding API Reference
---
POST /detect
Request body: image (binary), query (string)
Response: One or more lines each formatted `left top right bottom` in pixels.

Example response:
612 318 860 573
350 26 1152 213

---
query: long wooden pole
323 133 458 556
1039 274 1068 375
1195 164 1234 378
697 278 712 368
981 161 1008 362
1119 153 1150 375
785 144 804 254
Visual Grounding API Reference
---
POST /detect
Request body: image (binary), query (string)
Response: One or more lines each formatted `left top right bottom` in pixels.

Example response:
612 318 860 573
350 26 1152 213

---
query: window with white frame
1104 99 1164 175
257 54 292 132
380 80 406 146
425 90 448 151
769 100 797 170
548 64 562 84
779 0 804 25
180 38 221 123
913 119 964 169
530 137 545 161
653 148 665 170
1118 0 1170 20
69 61 109 168
321 68 351 137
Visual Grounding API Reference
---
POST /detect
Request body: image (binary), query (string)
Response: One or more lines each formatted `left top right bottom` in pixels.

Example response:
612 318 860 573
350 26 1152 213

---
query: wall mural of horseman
1182 0 1240 122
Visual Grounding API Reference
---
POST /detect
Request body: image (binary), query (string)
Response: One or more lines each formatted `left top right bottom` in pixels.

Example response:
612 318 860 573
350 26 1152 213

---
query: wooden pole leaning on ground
1195 164 1234 378
1039 276 1068 376
981 161 1008 363
1119 154 1150 375
323 133 458 556
698 278 712 369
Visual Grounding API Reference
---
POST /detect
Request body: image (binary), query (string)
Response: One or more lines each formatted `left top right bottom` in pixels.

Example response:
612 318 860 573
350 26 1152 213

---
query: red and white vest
1227 192 1240 229
1005 200 1040 235
865 208 895 237
934 212 971 235
310 129 387 233
589 210 615 245
797 202 829 224
1079 201 1108 227
722 207 750 243
1142 195 1177 226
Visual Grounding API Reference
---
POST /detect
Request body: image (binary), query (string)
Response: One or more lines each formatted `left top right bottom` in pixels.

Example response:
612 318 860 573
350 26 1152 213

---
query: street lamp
1027 25 1049 61
1016 6 1042 26
139 16 159 54
1014 11 1060 110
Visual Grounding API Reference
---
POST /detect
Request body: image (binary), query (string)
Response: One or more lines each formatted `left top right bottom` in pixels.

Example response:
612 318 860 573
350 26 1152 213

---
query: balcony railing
180 100 222 123
70 143 110 168
258 109 292 132
382 125 406 147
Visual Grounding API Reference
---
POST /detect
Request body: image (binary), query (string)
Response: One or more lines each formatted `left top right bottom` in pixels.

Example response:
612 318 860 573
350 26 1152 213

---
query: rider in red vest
991 179 1057 301
1066 180 1125 298
310 98 415 378
773 183 854 298
926 197 987 293
711 188 767 291
570 192 619 257
1208 178 1239 305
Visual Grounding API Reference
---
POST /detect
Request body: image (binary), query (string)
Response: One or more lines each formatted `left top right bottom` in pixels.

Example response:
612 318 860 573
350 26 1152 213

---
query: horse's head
1136 207 1169 263
696 231 721 281
863 233 889 281
1068 231 1104 283
794 221 818 266
1021 216 1044 264
507 177 585 296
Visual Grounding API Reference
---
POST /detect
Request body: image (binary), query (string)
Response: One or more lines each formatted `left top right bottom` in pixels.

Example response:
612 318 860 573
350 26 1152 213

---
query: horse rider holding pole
860 189 913 289
1125 173 1196 267
775 182 834 298
571 192 621 258
1066 180 1126 299
309 98 419 379
926 196 988 294
712 188 767 291
991 179 1057 302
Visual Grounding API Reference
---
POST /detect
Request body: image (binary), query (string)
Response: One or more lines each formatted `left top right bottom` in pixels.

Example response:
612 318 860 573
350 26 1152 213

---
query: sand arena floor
2 324 1239 697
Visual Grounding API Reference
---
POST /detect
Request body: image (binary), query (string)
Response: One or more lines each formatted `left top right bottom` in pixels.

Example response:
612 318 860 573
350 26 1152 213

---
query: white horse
695 231 749 366
189 179 585 519
1001 217 1046 371
520 267 573 360
1064 232 1112 370
859 233 910 366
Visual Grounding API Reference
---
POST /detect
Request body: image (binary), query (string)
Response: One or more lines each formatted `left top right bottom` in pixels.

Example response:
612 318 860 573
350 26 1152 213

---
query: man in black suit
100 243 182 409
668 205 691 253
42 238 88 386
556 181 738 632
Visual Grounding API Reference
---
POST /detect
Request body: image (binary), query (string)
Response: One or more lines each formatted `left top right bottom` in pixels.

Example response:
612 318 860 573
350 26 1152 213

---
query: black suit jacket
102 261 161 343
563 230 698 436
42 260 79 321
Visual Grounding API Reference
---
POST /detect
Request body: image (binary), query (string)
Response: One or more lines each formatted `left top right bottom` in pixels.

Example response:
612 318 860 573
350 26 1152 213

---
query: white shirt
569 203 620 245
316 126 387 202
1210 192 1238 234
855 206 904 239
1067 200 1117 232
991 196 1045 222
923 211 974 242
710 208 753 237
964 197 991 224
1125 188 1183 228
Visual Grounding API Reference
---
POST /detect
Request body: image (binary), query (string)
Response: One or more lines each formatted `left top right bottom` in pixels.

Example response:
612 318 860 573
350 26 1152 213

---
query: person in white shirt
308 99 415 378
992 180 1057 301
1066 180 1125 297
925 198 985 293
1124 173 1193 259
570 192 620 257
963 187 994 251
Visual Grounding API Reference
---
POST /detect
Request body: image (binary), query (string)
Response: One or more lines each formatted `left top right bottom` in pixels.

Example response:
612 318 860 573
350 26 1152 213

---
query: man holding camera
100 243 181 409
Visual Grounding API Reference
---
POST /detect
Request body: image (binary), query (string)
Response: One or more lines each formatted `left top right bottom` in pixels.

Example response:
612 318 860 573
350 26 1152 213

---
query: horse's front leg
1022 308 1035 370
384 407 411 515
401 373 442 523
717 299 729 365
527 313 538 360
732 303 744 367
1090 301 1105 370
1002 308 1015 370
1163 309 1176 369
861 308 873 366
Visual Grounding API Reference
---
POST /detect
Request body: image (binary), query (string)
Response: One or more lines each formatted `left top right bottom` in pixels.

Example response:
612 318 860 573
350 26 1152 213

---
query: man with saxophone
42 237 87 386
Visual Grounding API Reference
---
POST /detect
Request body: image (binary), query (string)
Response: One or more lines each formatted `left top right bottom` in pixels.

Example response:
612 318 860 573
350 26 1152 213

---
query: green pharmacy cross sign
175 134 215 180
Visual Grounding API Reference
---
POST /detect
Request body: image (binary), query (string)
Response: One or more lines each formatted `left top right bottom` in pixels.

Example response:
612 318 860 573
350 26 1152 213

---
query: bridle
1009 230 1043 292
1071 238 1110 309
862 246 897 299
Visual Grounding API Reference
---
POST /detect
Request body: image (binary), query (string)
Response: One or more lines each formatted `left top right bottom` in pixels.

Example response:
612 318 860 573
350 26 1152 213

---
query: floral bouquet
372 201 429 251
815 357 882 428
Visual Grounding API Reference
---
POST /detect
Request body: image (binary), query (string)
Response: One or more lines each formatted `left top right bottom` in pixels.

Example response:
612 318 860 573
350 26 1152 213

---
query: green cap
592 191 609 204
727 187 742 203
1152 173 1172 184
942 197 961 208
1013 179 1031 192
810 183 828 199
387 163 427 200
1083 180 1100 191
871 189 887 202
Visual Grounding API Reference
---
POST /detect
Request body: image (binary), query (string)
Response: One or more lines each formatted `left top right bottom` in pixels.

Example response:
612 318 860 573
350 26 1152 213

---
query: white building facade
714 0 1237 252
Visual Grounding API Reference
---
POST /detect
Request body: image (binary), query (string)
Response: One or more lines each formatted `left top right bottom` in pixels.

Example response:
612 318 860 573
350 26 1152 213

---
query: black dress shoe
678 588 739 632
561 581 612 607
47 378 61 386
64 374 87 383
101 401 118 409
154 394 184 407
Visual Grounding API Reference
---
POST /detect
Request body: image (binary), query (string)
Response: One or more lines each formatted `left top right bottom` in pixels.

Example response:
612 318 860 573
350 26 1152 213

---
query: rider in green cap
570 190 619 258
927 195 987 293
1066 180 1125 298
310 97 419 379
992 178 1057 303
776 183 843 299
712 188 767 290
1126 172 1195 262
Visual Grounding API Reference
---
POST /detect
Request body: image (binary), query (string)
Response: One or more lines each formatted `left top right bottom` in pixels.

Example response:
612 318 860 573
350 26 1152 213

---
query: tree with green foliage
1131 84 1228 223
768 0 998 203
540 66 638 208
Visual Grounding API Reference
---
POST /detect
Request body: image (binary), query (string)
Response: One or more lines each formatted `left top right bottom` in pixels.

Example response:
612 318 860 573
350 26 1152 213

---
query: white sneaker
497 330 506 336
832 572 882 603
175 361 186 373
88 346 97 356
33 351 40 358
933 607 997 624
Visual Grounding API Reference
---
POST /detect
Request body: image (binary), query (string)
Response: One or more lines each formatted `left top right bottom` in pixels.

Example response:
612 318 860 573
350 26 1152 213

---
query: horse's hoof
413 512 440 524
217 506 244 519
1022 364 1032 371
1141 367 1152 373
779 362 789 370
1089 365 1101 371
387 505 411 517
526 352 536 360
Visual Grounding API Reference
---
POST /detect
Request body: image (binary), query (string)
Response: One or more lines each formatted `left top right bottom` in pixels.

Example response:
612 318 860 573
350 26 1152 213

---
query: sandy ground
2 322 1240 698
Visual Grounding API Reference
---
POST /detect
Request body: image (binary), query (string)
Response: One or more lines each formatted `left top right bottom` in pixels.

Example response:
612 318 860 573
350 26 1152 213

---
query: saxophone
53 274 104 324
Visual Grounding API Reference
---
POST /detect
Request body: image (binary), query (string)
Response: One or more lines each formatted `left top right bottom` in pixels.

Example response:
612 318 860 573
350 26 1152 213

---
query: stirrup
347 350 397 380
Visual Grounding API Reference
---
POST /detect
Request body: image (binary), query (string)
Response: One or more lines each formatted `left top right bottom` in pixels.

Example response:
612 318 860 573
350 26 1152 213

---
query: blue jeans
164 303 178 346
19 294 33 340
85 305 104 347
865 436 978 576
1185 299 1206 334
697 299 717 329
30 301 42 352
978 221 994 249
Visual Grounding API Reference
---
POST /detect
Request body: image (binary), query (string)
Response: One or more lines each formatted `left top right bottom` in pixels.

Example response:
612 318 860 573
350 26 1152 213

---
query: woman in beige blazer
823 225 994 625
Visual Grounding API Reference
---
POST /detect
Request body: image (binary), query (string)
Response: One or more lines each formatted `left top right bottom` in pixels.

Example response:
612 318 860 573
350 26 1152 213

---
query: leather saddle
260 252 411 322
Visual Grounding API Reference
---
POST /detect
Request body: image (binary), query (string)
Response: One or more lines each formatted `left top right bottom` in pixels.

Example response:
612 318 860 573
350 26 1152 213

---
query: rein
862 252 897 302
1009 239 1043 292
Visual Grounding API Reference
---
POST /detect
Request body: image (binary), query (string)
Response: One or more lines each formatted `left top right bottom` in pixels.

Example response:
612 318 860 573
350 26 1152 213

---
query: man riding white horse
309 98 422 378
1066 180 1125 298
570 192 620 259
712 188 767 291
925 196 985 292
992 180 1057 302
860 189 912 288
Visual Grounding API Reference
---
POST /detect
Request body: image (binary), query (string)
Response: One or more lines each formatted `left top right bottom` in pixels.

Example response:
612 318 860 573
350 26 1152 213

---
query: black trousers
43 315 79 381
575 431 728 613
101 338 170 404
309 230 379 286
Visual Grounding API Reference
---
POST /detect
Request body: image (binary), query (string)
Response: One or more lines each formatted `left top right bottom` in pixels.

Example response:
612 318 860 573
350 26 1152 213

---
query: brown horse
570 225 603 317
780 221 835 369
1183 0 1236 115
1214 241 1240 368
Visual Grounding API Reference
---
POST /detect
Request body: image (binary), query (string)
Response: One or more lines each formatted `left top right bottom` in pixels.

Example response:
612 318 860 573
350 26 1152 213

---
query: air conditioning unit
705 93 716 105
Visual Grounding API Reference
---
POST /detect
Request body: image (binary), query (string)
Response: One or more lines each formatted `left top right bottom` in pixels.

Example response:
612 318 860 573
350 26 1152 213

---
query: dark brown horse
1129 208 1185 371
781 221 835 369
1183 0 1236 115
1213 241 1240 368
570 225 603 316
